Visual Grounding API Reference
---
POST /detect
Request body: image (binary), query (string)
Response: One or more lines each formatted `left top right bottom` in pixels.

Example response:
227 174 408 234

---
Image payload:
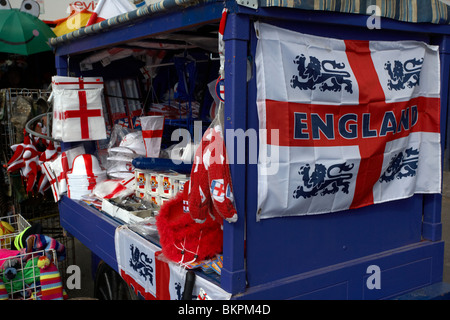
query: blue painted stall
50 0 450 299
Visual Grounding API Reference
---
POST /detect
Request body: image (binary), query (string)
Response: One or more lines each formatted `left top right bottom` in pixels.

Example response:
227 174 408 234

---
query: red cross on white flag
140 66 152 80
52 87 107 142
140 115 165 158
255 22 441 219
211 179 225 202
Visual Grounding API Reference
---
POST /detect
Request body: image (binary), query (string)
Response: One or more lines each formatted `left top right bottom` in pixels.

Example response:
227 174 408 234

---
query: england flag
211 179 225 203
255 22 441 220
86 0 135 27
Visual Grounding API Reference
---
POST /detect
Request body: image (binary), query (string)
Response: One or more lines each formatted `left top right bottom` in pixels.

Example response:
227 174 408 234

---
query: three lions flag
255 22 441 220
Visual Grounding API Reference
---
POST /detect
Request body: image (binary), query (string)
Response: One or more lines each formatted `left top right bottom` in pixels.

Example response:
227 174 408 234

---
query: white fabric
140 116 165 158
255 22 441 220
51 76 104 90
115 226 158 296
42 161 59 202
66 154 107 200
65 145 86 170
115 225 231 300
49 154 67 194
52 88 107 142
93 176 136 199
93 0 135 21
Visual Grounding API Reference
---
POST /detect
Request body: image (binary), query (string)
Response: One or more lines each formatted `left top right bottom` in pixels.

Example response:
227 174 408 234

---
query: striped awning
258 0 450 24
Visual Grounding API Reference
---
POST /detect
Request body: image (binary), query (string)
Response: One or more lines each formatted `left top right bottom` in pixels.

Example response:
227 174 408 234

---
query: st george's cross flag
85 0 135 27
255 22 441 220
53 88 107 142
115 225 231 300
140 115 165 158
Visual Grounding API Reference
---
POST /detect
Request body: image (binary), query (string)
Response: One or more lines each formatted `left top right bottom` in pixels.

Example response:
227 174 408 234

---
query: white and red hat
66 154 106 199
69 154 104 176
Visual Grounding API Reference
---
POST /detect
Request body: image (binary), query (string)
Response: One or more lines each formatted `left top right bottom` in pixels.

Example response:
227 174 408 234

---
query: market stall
46 0 450 299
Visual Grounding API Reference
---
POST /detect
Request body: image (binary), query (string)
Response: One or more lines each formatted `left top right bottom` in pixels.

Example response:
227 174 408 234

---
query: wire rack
0 214 30 250
28 214 75 284
0 249 58 300
0 88 75 287
0 88 52 154
0 88 53 217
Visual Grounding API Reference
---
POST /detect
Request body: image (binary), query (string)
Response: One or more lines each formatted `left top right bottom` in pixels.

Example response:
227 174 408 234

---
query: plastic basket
0 249 58 300
0 214 31 249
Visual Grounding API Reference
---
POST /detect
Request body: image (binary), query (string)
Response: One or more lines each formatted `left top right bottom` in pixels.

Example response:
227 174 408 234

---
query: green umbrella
0 9 55 56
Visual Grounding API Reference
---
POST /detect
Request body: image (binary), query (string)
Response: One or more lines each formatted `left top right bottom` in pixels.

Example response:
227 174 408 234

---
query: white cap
70 154 104 176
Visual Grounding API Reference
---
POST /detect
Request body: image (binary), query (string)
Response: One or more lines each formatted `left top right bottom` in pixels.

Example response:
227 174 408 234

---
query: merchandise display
0 219 68 300
19 50 238 299
51 87 107 142
50 76 106 142
49 56 235 299
2 6 240 299
24 0 450 301
0 249 67 300
0 215 30 250
156 187 223 264
7 133 44 193
66 154 107 200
